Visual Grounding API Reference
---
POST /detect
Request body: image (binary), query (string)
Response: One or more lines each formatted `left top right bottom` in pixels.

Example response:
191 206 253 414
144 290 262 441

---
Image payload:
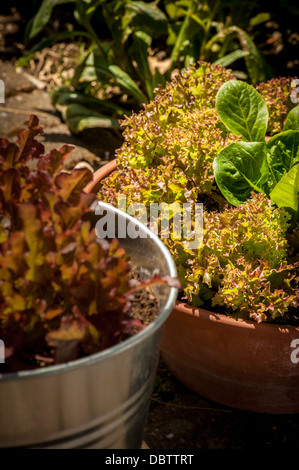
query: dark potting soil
127 267 160 326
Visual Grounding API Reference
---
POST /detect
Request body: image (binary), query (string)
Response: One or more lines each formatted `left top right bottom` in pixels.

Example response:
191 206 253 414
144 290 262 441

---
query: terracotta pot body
85 159 117 194
90 159 299 414
161 301 299 414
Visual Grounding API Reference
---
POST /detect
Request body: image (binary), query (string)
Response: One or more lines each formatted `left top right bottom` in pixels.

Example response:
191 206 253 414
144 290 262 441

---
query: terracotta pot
84 159 117 194
89 159 299 414
161 301 299 414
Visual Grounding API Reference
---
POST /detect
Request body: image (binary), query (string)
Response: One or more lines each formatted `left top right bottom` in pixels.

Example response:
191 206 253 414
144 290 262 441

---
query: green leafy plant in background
19 0 169 132
165 0 272 84
99 62 299 324
19 0 274 133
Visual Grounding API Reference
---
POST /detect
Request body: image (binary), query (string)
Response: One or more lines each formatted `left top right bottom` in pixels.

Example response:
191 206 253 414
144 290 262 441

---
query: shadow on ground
144 357 299 449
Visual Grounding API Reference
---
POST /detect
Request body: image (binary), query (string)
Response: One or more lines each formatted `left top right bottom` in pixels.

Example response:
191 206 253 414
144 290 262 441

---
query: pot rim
84 158 117 194
0 201 178 383
173 299 299 333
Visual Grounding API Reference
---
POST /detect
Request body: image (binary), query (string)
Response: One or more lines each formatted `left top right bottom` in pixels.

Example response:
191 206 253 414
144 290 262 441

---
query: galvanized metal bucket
0 202 178 449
